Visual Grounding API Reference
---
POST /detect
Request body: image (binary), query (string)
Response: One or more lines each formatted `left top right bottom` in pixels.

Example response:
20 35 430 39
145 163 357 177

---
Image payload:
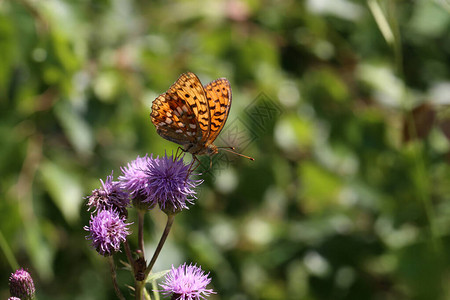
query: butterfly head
206 144 219 156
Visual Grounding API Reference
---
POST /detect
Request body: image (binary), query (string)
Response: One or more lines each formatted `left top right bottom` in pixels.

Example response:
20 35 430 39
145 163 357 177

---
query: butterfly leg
185 156 199 180
175 146 185 161
194 155 213 176
186 155 205 179
202 155 216 175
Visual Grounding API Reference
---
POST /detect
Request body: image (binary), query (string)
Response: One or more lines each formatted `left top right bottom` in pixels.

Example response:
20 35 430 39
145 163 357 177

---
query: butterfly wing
171 72 211 140
203 78 232 144
151 73 209 146
151 93 201 146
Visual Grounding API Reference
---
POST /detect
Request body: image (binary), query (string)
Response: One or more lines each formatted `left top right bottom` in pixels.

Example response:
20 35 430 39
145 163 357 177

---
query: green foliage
1 0 450 299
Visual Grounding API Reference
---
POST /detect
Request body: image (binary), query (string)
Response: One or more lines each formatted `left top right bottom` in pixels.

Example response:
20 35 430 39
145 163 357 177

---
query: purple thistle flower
119 154 202 213
159 263 215 300
9 268 35 300
84 209 132 256
144 154 203 213
8 297 21 300
119 155 156 210
86 172 130 215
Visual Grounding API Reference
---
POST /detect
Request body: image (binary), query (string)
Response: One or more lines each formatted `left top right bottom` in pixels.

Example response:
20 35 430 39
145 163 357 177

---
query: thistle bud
9 268 35 300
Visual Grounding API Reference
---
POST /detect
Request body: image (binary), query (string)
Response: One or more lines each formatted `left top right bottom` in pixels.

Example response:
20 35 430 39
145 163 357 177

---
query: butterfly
151 72 253 161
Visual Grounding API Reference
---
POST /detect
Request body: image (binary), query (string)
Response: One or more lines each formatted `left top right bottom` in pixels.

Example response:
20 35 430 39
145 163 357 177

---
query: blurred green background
1 0 450 299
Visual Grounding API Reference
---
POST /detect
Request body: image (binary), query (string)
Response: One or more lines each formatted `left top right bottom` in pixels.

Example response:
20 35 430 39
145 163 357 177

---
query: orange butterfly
150 72 253 161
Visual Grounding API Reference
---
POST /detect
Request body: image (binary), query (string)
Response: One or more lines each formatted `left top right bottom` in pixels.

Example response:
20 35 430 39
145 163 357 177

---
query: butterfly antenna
218 146 236 150
220 148 255 161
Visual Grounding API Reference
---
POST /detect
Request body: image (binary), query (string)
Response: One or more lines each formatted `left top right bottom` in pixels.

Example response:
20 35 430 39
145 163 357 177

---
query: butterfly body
155 125 218 156
184 142 218 156
151 72 231 157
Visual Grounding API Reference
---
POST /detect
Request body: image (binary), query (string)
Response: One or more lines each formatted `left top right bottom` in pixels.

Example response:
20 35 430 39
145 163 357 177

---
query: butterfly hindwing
151 91 201 146
203 78 232 144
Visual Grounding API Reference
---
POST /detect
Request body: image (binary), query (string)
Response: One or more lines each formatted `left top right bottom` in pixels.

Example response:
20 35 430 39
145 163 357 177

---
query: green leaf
146 269 170 283
40 160 83 224
54 101 94 156
368 0 394 45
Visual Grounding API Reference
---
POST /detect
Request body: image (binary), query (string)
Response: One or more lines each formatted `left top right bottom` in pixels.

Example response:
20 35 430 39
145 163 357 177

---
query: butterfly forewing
204 78 232 144
169 72 211 139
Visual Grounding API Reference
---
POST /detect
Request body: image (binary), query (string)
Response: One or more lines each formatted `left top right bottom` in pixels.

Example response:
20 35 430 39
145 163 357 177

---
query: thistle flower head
86 172 129 215
9 268 35 300
159 263 215 300
119 154 202 213
84 209 132 256
144 154 203 214
119 155 156 210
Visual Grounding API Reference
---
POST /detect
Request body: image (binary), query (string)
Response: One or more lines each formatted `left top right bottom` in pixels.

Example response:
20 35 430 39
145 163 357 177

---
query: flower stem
138 210 145 254
124 240 135 274
145 214 175 278
144 287 152 300
135 210 147 300
135 279 145 300
108 256 126 300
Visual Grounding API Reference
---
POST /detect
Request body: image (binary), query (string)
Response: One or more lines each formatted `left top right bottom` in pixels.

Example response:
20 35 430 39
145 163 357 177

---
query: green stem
108 256 126 300
145 214 175 278
124 240 135 274
135 279 145 300
144 287 152 300
0 230 19 271
138 210 145 254
135 277 152 300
